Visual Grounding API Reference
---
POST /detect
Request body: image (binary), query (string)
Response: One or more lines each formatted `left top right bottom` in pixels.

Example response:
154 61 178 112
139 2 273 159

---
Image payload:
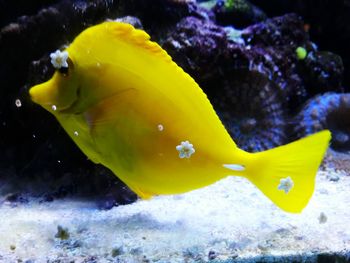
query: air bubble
15 99 22 108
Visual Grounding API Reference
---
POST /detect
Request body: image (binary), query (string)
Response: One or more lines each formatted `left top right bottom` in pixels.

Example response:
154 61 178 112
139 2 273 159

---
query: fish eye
58 57 74 77
50 49 74 77
59 66 69 75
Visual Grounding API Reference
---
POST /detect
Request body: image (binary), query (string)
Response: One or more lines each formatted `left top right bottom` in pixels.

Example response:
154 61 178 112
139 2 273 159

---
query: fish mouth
29 82 55 107
57 85 82 114
58 98 81 114
29 81 79 113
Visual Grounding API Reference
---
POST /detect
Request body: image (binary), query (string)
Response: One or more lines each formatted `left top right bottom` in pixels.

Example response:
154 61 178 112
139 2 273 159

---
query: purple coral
163 16 299 152
162 16 229 81
299 51 344 95
293 93 350 151
212 0 267 28
163 12 347 152
210 70 286 152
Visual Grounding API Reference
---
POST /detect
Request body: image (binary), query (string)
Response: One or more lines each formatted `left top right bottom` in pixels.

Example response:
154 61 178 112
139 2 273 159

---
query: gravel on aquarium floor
0 155 349 262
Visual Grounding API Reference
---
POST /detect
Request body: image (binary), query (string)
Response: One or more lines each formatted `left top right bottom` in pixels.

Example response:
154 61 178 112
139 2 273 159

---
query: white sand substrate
0 167 349 262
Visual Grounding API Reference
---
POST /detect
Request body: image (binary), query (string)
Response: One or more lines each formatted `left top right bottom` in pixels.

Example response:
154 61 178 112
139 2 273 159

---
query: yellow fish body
30 22 331 213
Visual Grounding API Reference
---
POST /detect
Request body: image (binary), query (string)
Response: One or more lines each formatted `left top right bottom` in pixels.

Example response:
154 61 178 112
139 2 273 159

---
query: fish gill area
0 0 349 262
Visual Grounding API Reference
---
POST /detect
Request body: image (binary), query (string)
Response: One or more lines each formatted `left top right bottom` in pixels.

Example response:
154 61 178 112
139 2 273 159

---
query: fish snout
29 81 58 110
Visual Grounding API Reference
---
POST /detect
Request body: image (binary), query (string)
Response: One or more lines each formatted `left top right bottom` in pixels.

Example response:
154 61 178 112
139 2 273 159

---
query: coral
163 17 229 82
114 16 143 29
240 14 318 110
198 0 217 10
242 14 345 107
208 70 286 152
248 0 350 92
164 14 314 112
116 0 213 40
212 0 267 28
293 93 350 151
240 15 310 111
299 51 344 95
163 13 348 152
163 16 304 151
0 0 58 28
296 47 307 60
165 12 346 147
241 13 311 51
293 0 350 93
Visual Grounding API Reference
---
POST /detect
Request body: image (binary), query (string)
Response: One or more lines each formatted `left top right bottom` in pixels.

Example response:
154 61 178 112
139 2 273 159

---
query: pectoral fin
84 88 137 133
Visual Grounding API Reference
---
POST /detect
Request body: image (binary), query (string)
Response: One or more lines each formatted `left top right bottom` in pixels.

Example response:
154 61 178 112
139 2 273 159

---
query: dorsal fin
98 22 234 143
99 22 214 105
102 21 173 62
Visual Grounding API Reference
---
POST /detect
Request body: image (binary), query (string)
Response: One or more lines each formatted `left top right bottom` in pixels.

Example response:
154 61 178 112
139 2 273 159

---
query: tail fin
245 130 331 213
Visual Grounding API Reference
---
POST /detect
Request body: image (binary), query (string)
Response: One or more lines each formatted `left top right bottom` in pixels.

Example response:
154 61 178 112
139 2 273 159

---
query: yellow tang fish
30 22 331 213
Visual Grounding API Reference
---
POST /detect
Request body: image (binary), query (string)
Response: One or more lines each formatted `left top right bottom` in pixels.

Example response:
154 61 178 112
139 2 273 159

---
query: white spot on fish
157 124 164 131
223 164 245 171
278 176 294 194
50 50 69 69
74 131 79 136
15 99 22 107
176 141 195 159
52 105 57 111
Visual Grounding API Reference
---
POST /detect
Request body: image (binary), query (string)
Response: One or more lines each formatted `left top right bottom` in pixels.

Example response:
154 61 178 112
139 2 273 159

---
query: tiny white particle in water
158 124 164 131
32 134 36 138
74 131 79 136
57 160 61 164
278 176 294 194
15 99 22 108
51 105 57 111
318 212 327 224
176 141 195 159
